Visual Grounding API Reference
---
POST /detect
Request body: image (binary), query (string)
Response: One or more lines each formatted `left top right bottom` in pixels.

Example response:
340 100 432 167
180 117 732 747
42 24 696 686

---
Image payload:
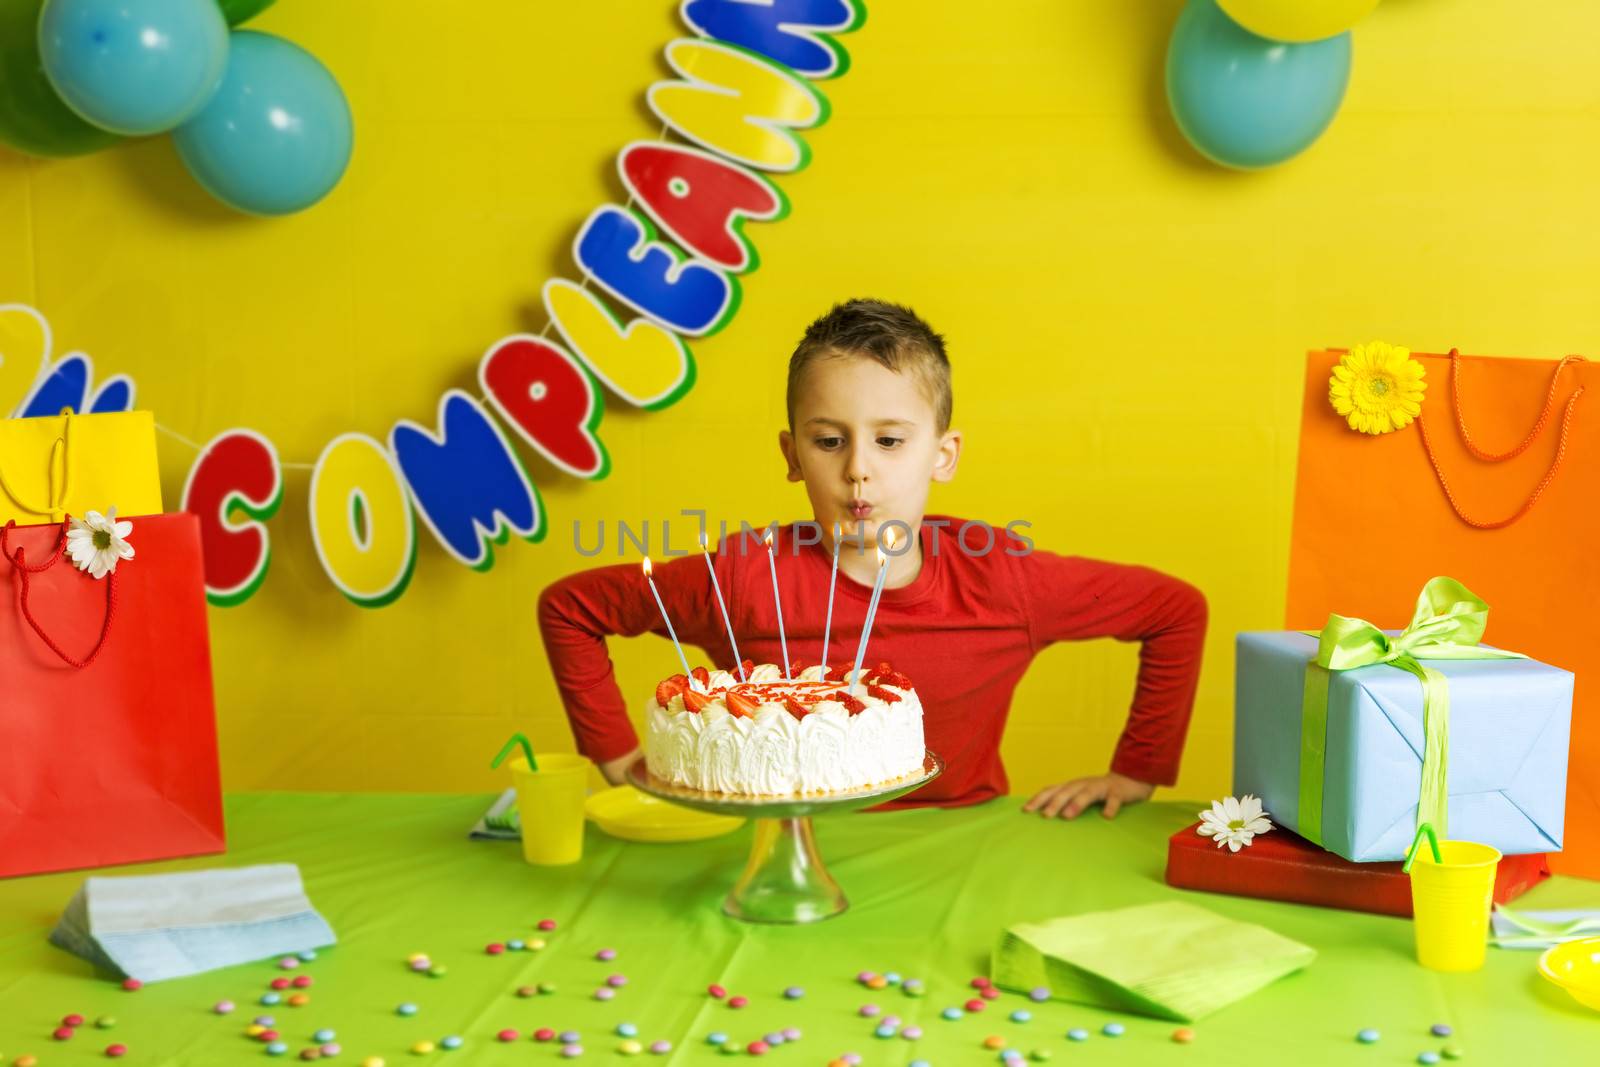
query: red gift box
1165 821 1550 917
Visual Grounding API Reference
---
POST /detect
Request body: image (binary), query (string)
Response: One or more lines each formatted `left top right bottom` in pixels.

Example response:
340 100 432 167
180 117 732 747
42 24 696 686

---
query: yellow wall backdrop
3 1 1596 801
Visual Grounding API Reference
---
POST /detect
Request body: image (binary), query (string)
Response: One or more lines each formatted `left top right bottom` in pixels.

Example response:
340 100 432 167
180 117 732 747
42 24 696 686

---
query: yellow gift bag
0 411 163 525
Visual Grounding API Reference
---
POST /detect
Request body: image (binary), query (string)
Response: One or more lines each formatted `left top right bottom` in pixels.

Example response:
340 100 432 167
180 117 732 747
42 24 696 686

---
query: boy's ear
778 429 805 482
931 428 962 484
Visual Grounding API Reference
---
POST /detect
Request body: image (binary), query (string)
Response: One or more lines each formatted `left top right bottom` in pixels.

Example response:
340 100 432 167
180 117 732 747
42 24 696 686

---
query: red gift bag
1 513 225 879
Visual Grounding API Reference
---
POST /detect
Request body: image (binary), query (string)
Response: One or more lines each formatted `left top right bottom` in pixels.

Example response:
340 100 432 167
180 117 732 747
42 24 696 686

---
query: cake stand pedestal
626 752 942 924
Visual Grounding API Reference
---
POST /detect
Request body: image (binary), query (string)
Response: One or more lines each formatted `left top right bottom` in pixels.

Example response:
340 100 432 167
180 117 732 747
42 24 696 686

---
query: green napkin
991 901 1316 1022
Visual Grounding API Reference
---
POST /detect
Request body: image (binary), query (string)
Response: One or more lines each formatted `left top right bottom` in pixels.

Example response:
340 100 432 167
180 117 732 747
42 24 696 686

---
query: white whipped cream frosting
644 666 925 797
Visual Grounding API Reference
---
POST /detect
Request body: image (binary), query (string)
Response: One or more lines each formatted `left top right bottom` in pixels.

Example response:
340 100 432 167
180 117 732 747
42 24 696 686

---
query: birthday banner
0 0 864 609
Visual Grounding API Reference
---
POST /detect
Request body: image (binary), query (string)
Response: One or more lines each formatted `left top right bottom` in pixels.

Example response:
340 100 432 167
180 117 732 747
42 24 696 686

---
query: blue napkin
1489 905 1600 950
49 864 336 982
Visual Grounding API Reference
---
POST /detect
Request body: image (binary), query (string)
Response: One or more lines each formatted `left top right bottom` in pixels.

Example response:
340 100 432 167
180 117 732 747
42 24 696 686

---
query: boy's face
778 352 961 553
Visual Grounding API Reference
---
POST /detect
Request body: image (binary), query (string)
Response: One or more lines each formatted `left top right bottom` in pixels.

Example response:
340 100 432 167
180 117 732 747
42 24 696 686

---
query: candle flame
762 529 774 549
642 556 653 577
699 532 709 551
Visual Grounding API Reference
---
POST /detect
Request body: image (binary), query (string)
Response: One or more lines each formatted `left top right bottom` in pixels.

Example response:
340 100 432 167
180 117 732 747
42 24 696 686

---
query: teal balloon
172 30 352 216
215 0 275 26
0 0 120 156
1166 0 1351 169
38 0 229 136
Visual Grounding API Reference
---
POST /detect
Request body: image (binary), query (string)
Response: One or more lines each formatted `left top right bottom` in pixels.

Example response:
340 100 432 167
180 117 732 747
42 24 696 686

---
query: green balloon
0 0 122 157
216 0 277 26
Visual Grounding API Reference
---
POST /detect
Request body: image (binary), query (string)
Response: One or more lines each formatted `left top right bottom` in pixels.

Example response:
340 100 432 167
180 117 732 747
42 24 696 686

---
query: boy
537 299 1207 817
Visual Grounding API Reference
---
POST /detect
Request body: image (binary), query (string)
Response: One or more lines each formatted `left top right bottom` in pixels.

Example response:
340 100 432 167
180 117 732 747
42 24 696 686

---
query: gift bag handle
1 517 117 669
1415 350 1587 530
0 410 76 523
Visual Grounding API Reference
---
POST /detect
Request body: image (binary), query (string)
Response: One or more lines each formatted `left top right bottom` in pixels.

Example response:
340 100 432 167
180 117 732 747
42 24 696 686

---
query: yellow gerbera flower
1329 342 1427 434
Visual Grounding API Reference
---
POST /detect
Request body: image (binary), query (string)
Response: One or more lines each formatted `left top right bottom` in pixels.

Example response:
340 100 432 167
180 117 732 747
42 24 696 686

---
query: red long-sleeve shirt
535 516 1207 808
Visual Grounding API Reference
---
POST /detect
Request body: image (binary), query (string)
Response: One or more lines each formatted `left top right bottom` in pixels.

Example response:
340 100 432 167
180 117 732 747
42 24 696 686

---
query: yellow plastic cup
508 754 588 865
1408 838 1501 972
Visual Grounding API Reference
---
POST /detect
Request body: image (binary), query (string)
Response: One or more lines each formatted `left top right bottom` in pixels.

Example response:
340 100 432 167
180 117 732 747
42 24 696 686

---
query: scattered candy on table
497 1029 519 1042
287 993 311 1007
595 987 616 1001
560 1031 582 1044
1419 1054 1442 1066
278 957 301 969
747 1040 771 1055
538 919 558 931
293 975 314 988
984 1034 1008 1049
966 998 986 1012
728 995 749 1009
439 1035 463 1049
860 1003 881 1017
97 1015 117 1028
105 1043 128 1058
649 1040 672 1054
619 1039 643 1055
122 979 143 991
1066 1029 1089 1042
1102 1022 1125 1037
397 1002 418 1016
485 942 505 955
1173 1027 1197 1043
410 1040 434 1054
784 985 805 999
272 978 292 990
942 1007 963 1020
313 1029 336 1042
1357 1029 1382 1044
561 1045 584 1058
267 1043 289 1056
708 983 728 999
1432 1024 1454 1037
215 999 236 1014
596 948 618 961
617 1023 639 1037
608 974 628 987
1010 1009 1031 1023
535 1028 556 1041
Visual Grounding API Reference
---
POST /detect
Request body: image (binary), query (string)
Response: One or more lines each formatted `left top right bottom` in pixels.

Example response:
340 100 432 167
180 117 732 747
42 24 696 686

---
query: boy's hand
1022 772 1154 820
599 747 642 786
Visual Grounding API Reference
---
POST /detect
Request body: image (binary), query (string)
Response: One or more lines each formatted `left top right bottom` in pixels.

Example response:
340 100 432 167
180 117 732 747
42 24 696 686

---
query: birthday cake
644 661 926 797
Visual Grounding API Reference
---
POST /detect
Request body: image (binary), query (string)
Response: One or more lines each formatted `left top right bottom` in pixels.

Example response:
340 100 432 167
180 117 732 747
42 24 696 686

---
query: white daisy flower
1197 794 1273 852
66 507 134 579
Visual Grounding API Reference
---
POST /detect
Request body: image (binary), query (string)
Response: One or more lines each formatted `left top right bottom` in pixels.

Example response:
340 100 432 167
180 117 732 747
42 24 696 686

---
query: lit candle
851 529 898 693
820 522 841 670
700 533 746 682
762 528 791 679
641 556 692 678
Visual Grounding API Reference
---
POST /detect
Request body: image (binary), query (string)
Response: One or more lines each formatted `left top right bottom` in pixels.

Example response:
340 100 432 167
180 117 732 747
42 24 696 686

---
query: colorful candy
782 1028 801 1041
596 948 618 961
708 984 728 999
1442 1048 1465 1060
314 1030 337 1042
410 1041 435 1054
321 1044 342 1057
287 994 311 1007
272 978 292 990
262 993 283 1006
279 957 301 969
1029 988 1050 1002
707 1033 729 1045
508 940 525 951
874 1025 896 1039
561 1046 584 1058
728 995 748 1009
515 985 536 998
535 1029 556 1042
97 1015 117 1028
538 919 558 930
1010 1010 1031 1023
1173 1027 1196 1043
64 1013 86 1027
54 1025 77 1040
440 1035 463 1050
649 1040 672 1054
595 988 616 1001
607 975 628 988
980 987 1001 1001
293 976 314 988
1066 1029 1089 1042
298 950 318 961
1419 1055 1442 1066
984 1035 1008 1049
902 1026 923 1040
784 986 805 999
1432 1024 1454 1038
1357 1029 1382 1044
619 1040 643 1055
1102 1023 1125 1037
215 1000 237 1014
903 979 926 997
266 1044 288 1056
965 999 986 1012
942 1007 963 1020
497 1030 519 1042
538 982 557 995
560 1032 582 1044
616 1023 639 1037
527 938 547 951
486 943 506 955
746 1041 770 1055
396 1003 418 1016
122 978 143 991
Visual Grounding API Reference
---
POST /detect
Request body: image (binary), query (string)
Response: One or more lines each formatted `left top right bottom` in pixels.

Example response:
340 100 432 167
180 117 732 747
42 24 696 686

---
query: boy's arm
536 554 713 782
1015 547 1209 789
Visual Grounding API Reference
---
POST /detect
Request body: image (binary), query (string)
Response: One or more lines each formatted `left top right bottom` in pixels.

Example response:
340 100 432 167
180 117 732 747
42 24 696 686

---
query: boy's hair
787 298 952 433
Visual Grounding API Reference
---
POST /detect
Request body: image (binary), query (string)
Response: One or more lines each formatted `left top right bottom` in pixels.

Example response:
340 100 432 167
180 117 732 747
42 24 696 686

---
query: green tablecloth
2 795 1596 1065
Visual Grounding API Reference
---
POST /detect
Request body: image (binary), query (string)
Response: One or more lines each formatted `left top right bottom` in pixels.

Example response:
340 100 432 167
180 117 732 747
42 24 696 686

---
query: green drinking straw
491 732 538 772
1402 822 1443 873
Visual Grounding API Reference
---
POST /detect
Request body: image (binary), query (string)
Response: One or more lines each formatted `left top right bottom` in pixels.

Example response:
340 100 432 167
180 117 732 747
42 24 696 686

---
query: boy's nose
845 445 871 485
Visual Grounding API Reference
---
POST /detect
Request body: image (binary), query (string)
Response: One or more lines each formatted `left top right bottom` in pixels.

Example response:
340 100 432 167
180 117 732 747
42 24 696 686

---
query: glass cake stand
626 752 943 924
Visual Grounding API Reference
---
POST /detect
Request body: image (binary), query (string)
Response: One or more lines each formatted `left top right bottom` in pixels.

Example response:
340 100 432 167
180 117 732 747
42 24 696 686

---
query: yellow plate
584 785 746 843
1538 937 1600 1011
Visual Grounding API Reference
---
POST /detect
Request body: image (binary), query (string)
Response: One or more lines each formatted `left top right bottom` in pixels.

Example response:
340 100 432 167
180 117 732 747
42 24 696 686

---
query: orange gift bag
1287 348 1598 878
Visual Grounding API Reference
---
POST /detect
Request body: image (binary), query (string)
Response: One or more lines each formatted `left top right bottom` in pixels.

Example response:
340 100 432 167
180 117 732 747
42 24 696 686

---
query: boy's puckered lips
847 499 873 519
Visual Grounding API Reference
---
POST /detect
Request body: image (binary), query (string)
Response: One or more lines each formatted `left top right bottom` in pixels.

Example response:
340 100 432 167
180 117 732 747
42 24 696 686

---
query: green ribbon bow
1298 576 1525 848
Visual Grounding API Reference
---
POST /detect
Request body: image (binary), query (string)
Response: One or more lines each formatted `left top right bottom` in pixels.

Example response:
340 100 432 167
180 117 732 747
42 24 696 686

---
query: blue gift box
1234 631 1573 863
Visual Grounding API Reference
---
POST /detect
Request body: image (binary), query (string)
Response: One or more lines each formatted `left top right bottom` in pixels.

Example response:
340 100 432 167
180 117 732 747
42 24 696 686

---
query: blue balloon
37 0 228 136
172 30 352 216
1166 0 1351 169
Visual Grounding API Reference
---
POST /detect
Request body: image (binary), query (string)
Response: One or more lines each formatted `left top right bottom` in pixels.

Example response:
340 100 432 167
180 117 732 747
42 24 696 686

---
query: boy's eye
876 437 903 449
814 436 844 450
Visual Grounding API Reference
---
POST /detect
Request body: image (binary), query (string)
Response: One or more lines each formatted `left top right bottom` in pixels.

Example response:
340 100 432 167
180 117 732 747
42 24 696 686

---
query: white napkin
49 864 335 982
